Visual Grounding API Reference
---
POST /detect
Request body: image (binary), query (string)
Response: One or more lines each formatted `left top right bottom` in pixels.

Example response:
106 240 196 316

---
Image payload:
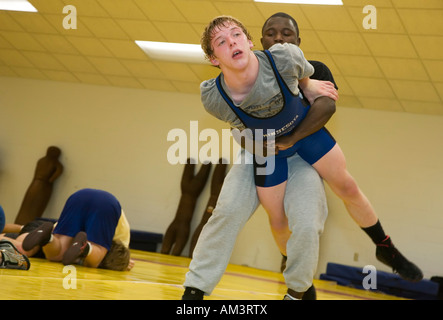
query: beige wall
1 76 442 279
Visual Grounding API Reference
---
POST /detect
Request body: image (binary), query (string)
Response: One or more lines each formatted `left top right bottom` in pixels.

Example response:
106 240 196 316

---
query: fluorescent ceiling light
0 0 38 12
254 0 343 5
135 41 209 64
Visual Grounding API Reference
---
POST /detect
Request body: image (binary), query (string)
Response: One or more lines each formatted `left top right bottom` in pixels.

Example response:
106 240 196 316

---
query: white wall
0 76 442 280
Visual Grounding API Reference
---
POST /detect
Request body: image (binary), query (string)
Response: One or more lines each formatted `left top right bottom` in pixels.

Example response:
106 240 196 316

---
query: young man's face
260 16 301 50
209 22 254 70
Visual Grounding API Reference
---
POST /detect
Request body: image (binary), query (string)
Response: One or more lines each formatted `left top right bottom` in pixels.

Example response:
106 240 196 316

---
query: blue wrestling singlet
53 189 122 250
216 50 336 187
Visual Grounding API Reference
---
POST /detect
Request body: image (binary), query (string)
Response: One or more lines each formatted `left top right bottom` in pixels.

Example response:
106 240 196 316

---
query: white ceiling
0 0 442 116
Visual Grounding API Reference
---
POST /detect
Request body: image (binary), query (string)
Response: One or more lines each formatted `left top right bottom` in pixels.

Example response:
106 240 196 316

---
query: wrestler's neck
221 51 259 104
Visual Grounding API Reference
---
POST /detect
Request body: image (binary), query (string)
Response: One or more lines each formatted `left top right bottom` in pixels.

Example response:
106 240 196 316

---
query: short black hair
262 12 300 37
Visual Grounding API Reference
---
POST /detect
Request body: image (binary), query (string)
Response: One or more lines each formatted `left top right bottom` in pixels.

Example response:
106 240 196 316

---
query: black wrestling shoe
376 236 423 282
182 287 204 300
22 221 54 251
62 231 90 265
0 240 30 270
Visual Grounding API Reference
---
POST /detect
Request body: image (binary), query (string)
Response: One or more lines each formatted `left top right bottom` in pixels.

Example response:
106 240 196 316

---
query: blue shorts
53 189 122 250
254 128 336 187
0 205 5 233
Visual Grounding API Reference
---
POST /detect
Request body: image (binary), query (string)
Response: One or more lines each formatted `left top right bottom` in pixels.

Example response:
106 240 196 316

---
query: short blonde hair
99 240 130 271
201 15 252 62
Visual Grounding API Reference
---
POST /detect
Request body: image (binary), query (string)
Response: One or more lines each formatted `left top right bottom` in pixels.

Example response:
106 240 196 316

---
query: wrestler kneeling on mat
21 188 134 271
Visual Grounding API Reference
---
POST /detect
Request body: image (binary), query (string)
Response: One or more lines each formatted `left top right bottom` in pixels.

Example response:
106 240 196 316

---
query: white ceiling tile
12 66 47 79
153 21 201 44
0 65 17 76
82 17 129 40
121 60 165 79
43 69 78 82
134 0 186 22
106 75 144 89
423 60 443 82
0 12 25 31
301 6 357 32
54 54 97 73
330 75 353 95
333 55 383 78
317 31 370 55
298 30 327 54
86 57 131 76
116 20 165 41
0 49 33 67
153 61 201 82
213 2 265 27
60 0 111 17
343 0 393 7
389 80 440 102
67 37 113 57
10 12 59 34
96 0 147 19
410 36 443 60
358 97 403 112
21 51 67 71
391 0 443 9
346 76 396 99
363 33 417 58
255 3 312 30
0 35 13 49
336 95 363 109
172 0 220 23
34 34 79 54
398 9 443 36
376 57 430 81
101 39 147 60
431 82 443 102
0 0 441 117
1 31 45 51
29 0 66 14
74 72 110 86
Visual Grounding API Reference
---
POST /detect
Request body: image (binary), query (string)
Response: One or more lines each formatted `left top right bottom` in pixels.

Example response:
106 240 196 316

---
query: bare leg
257 181 291 256
82 242 108 268
0 233 40 256
42 234 73 262
312 144 378 228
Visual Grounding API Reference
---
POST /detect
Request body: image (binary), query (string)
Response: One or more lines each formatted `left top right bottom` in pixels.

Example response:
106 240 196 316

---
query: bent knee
333 176 360 199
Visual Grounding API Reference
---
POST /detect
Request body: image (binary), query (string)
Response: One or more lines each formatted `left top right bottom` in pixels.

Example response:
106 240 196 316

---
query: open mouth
232 50 242 58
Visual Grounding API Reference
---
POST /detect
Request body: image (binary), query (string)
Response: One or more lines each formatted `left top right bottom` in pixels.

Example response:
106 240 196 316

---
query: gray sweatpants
184 150 328 294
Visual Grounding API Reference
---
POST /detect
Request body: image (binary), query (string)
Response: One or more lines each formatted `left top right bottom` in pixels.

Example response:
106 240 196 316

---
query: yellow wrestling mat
0 250 407 300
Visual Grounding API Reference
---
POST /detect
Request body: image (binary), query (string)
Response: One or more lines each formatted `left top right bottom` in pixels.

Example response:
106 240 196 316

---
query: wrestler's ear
209 56 220 67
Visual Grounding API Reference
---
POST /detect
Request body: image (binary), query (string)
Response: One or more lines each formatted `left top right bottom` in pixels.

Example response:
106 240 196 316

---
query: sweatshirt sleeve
269 43 314 81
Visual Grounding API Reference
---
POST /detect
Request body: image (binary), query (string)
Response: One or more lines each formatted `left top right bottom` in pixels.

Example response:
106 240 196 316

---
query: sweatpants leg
184 150 259 295
283 154 328 292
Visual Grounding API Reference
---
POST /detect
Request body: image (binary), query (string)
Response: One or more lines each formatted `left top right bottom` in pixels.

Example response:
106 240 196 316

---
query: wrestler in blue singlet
216 50 336 187
53 189 122 250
